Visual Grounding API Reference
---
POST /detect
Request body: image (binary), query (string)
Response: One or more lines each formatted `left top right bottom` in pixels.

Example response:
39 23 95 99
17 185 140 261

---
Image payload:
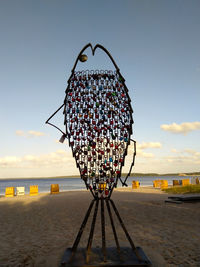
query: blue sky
0 0 200 178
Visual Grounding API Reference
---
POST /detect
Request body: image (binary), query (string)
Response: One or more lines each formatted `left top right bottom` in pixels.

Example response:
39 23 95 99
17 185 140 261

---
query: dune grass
163 184 200 194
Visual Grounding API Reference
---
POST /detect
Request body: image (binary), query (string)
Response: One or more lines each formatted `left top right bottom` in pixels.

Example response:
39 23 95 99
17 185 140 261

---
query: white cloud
0 156 22 166
164 148 200 165
23 155 38 162
16 130 26 137
171 148 178 153
137 142 162 149
28 131 45 137
55 139 68 144
128 141 161 158
0 150 75 170
165 155 192 163
161 122 200 135
136 150 154 158
51 150 66 156
16 130 46 138
184 149 200 158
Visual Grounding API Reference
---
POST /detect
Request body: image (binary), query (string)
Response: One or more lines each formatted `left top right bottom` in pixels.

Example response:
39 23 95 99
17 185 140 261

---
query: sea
0 176 197 196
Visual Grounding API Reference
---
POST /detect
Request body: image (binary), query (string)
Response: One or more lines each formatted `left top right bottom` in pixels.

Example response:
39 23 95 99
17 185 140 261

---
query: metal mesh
64 70 133 195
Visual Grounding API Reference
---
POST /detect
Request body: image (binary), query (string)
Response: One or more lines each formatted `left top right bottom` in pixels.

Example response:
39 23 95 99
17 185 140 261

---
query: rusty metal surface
61 247 151 266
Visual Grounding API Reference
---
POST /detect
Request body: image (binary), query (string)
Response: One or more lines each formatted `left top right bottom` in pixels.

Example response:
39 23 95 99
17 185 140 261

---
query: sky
0 0 200 178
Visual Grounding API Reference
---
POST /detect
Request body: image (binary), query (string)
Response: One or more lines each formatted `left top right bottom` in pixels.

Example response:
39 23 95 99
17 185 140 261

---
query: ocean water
0 176 195 196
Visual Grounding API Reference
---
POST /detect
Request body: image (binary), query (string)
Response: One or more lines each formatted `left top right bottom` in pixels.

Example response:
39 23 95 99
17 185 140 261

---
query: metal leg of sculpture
109 199 142 262
86 198 99 263
101 197 107 262
105 198 121 259
69 199 95 263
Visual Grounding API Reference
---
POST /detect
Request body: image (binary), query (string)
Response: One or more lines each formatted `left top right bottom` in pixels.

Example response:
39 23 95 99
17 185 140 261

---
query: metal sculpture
46 44 151 266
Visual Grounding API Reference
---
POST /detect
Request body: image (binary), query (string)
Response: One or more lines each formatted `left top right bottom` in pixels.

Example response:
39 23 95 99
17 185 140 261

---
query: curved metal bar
71 43 93 73
93 44 120 72
71 43 121 75
122 139 136 186
46 45 93 135
45 103 66 136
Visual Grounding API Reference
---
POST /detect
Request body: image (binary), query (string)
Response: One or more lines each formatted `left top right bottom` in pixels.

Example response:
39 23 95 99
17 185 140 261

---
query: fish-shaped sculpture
45 44 149 266
46 43 136 198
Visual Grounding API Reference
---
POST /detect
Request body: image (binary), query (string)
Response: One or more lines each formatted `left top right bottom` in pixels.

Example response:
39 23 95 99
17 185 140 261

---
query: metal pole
69 199 95 262
86 198 99 263
106 199 121 257
101 197 107 262
109 199 142 261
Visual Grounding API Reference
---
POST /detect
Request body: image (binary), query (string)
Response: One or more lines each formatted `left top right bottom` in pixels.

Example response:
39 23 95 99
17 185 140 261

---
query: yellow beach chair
51 184 59 194
30 185 38 196
153 180 162 188
161 180 168 189
182 179 190 186
5 187 15 197
132 181 140 189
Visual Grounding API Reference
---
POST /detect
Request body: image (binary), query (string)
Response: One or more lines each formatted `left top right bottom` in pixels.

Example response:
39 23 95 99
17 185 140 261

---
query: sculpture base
61 247 151 266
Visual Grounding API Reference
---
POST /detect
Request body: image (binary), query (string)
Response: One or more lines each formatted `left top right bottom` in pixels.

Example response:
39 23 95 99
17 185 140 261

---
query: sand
0 187 200 267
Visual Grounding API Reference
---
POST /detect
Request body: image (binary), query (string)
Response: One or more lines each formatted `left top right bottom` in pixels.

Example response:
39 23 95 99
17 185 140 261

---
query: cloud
16 130 26 137
137 142 162 149
184 149 200 158
0 156 22 166
171 148 178 153
165 156 192 163
1 147 200 178
160 122 200 135
0 150 75 169
136 150 154 158
55 139 68 144
28 131 45 137
164 148 200 165
128 141 161 158
16 130 46 137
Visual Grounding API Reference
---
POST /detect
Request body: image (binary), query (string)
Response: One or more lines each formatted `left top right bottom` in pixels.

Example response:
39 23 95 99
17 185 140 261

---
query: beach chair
161 180 168 189
182 179 190 186
51 184 59 194
16 187 25 196
191 177 196 185
5 187 15 197
30 185 38 196
132 180 140 189
153 179 162 188
173 180 179 186
16 186 25 196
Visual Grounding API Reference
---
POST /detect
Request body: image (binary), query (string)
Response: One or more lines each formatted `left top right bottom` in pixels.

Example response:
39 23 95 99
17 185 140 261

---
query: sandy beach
0 187 200 267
